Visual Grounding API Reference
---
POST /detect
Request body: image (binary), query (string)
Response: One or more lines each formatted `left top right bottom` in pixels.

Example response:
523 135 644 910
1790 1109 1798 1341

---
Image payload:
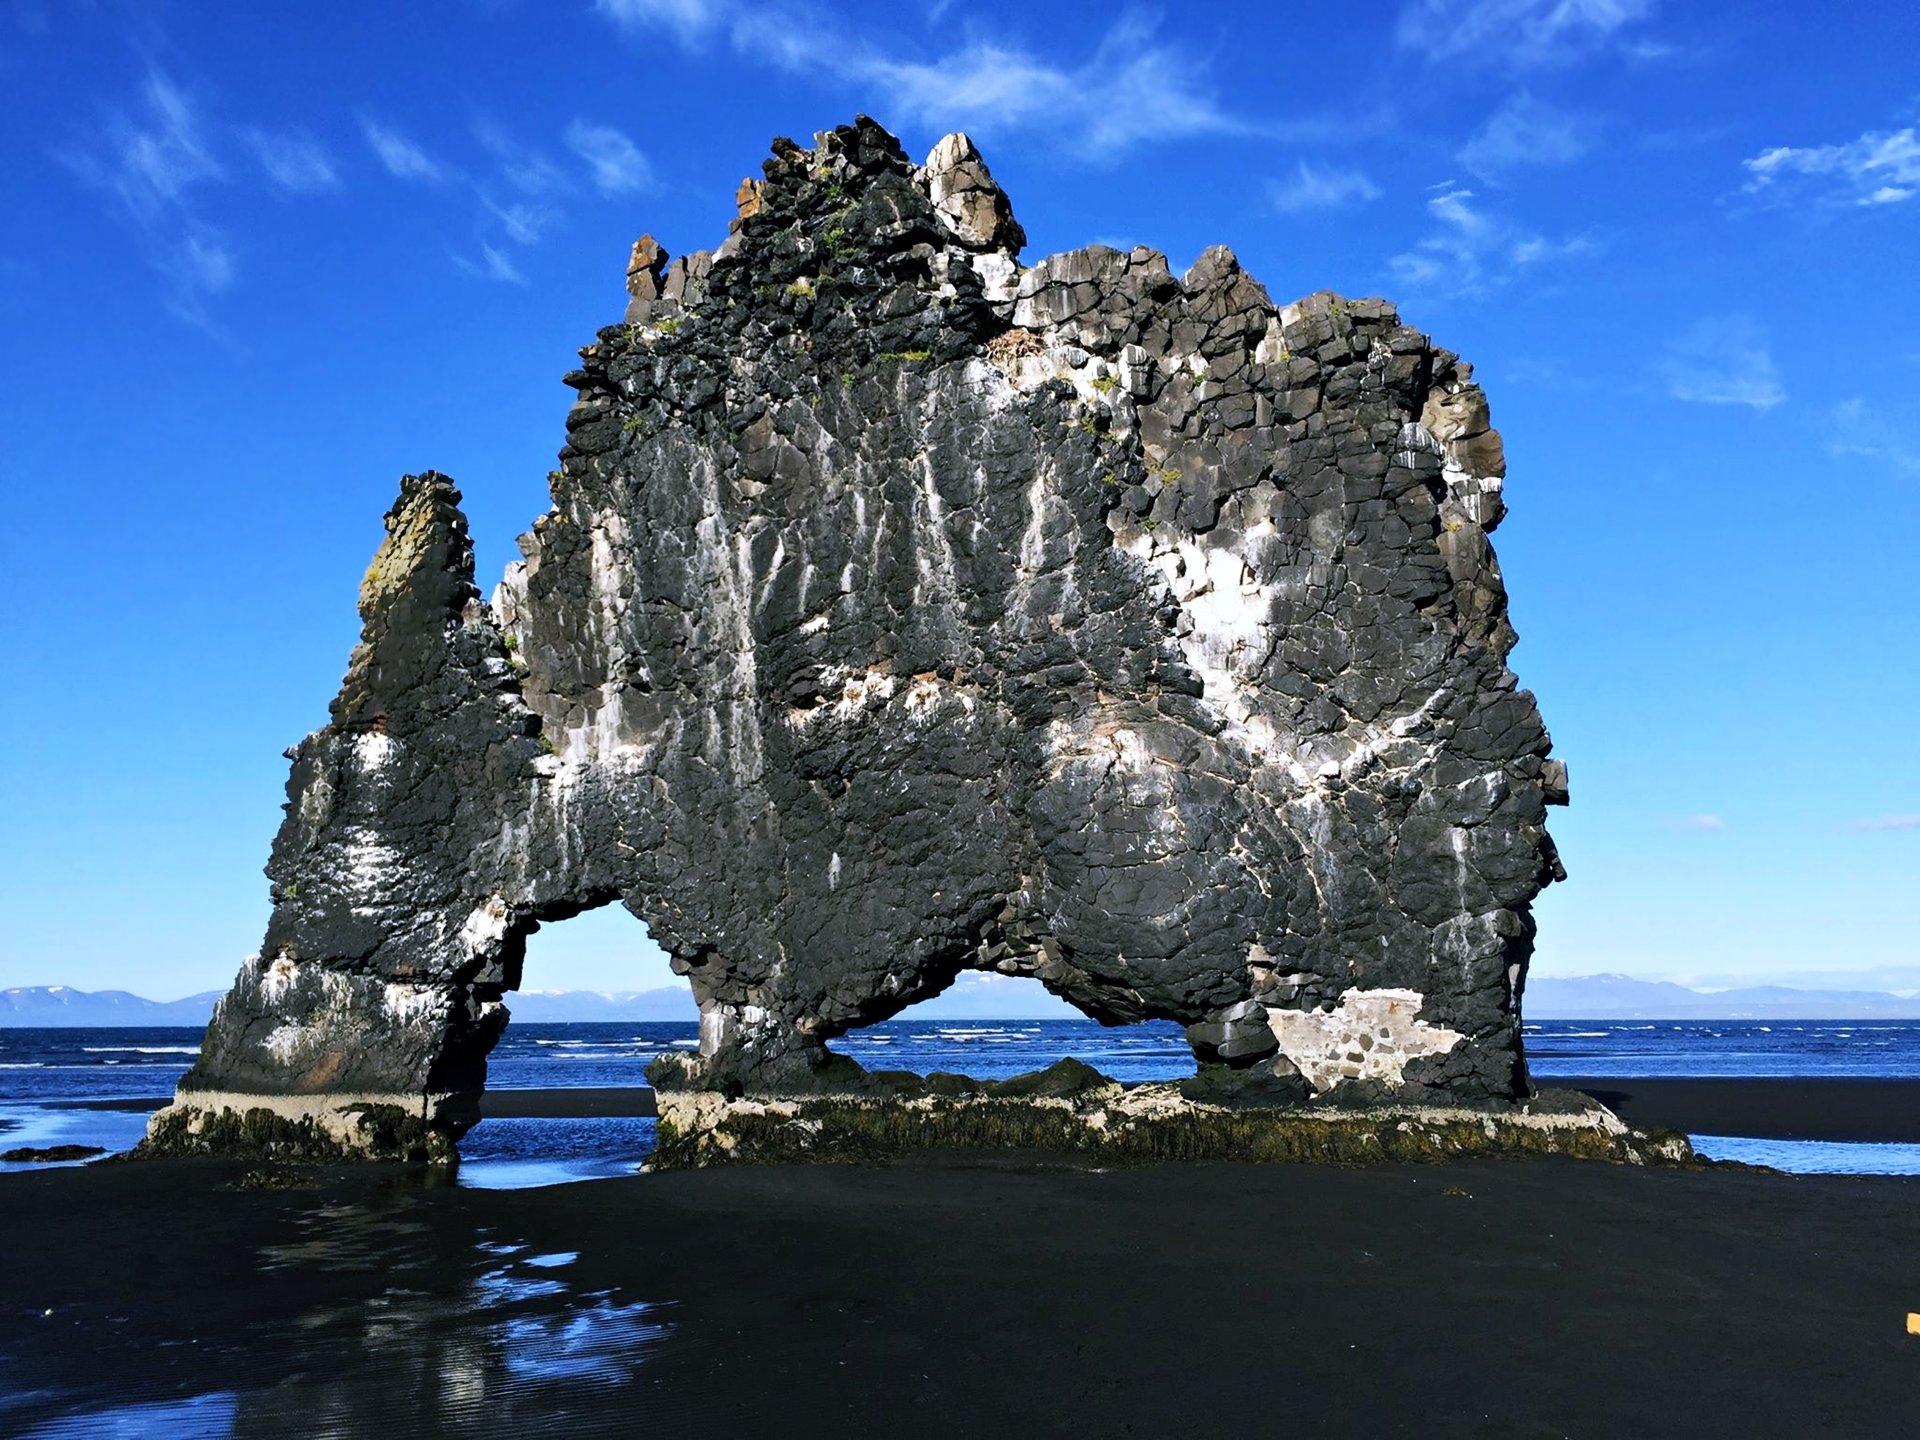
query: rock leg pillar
141 473 549 1161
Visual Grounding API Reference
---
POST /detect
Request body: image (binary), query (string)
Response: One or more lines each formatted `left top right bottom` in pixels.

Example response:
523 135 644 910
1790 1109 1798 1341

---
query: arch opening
455 899 690 1187
823 972 1198 1090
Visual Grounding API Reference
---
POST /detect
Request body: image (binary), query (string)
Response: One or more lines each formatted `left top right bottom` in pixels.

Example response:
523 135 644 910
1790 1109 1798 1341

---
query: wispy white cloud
1387 184 1595 297
834 12 1248 156
1268 160 1380 213
455 242 527 285
594 0 726 45
480 195 556 245
480 242 525 283
178 231 234 292
63 69 223 222
241 127 339 194
1660 316 1784 410
474 121 567 196
566 120 653 195
60 70 234 323
361 118 446 183
1677 814 1725 832
1397 0 1658 67
360 115 622 281
1845 814 1920 832
1831 397 1920 475
471 125 575 249
1458 93 1588 179
1742 126 1919 208
599 4 1251 158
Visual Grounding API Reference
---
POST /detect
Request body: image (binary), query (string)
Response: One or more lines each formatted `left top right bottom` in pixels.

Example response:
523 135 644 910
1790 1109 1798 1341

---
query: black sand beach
73 1076 1920 1136
479 1076 1920 1141
1557 1076 1920 1144
4 1124 1919 1436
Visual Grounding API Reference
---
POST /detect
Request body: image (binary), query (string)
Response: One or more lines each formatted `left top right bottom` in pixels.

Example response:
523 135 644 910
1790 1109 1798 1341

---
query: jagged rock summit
145 117 1570 1163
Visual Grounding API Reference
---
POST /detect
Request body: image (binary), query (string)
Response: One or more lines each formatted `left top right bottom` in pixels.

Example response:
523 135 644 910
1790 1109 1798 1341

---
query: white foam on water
1689 1134 1920 1176
15 1390 240 1438
456 1157 645 1190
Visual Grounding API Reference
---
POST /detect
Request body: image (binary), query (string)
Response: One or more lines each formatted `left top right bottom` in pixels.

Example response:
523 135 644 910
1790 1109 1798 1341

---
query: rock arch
144 118 1565 1162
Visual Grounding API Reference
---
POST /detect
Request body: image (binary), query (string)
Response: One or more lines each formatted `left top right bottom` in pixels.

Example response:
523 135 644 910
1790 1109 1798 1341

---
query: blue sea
6 1018 1920 1184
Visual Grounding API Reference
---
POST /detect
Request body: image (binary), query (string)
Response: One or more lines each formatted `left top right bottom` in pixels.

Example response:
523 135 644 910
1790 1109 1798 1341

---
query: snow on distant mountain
502 973 1080 1021
503 972 1920 1023
502 987 698 1022
1526 974 1920 1019
13 973 1920 1027
0 986 224 1027
894 973 1081 1020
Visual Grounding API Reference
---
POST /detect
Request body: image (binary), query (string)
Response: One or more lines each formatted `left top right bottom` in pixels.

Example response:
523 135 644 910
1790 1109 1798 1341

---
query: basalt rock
646 1083 1692 1171
2 1144 108 1164
145 117 1567 1160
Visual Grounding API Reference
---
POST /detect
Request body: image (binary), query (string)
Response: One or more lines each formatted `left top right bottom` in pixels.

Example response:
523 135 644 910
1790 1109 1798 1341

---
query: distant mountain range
1524 974 1920 1019
0 971 1079 1027
9 971 1920 1026
0 986 226 1027
499 987 697 1022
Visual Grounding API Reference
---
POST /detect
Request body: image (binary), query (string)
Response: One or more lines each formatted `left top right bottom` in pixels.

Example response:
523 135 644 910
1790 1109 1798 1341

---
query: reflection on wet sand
6 1188 670 1438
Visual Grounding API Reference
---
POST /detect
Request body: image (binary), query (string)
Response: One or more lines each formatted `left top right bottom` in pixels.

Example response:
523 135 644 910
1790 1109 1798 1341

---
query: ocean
6 1019 1920 1184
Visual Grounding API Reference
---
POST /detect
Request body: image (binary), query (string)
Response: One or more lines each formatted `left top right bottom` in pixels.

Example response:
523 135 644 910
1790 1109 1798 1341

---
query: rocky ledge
145 116 1569 1162
649 1063 1692 1171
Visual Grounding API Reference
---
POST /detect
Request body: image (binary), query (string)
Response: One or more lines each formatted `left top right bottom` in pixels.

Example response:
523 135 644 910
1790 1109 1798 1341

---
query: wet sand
480 1086 660 1118
495 1076 1920 1139
53 1076 1920 1139
1557 1076 1920 1143
48 1087 668 1118
3 1149 1919 1435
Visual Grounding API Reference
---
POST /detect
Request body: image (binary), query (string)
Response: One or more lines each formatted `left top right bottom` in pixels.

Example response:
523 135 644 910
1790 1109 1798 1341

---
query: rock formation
144 117 1568 1162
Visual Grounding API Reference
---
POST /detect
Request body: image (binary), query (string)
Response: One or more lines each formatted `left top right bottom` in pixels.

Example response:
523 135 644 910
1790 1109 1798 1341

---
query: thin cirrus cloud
360 118 448 183
1677 815 1725 831
361 117 532 281
58 69 235 323
597 2 1252 158
1457 93 1589 180
1387 185 1594 298
1396 0 1659 67
361 116 651 281
594 0 724 45
455 242 527 286
480 195 556 246
1659 315 1784 410
361 117 518 286
1831 397 1920 476
843 15 1250 155
241 127 340 194
1845 815 1920 832
566 120 654 196
1742 125 1919 208
474 121 569 197
63 69 223 220
1269 160 1381 214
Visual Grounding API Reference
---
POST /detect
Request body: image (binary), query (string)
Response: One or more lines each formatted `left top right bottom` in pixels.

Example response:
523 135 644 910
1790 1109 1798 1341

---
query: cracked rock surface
152 117 1566 1157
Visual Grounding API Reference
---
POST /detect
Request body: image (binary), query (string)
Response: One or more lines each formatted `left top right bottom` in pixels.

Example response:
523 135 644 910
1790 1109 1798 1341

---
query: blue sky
3 0 1915 1000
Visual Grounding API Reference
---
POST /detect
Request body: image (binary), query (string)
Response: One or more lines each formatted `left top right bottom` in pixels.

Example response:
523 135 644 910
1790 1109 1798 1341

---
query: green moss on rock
648 1079 1696 1172
135 1101 455 1165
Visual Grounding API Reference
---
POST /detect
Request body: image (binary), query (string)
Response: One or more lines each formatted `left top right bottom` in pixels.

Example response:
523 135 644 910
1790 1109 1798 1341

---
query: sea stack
143 117 1580 1164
